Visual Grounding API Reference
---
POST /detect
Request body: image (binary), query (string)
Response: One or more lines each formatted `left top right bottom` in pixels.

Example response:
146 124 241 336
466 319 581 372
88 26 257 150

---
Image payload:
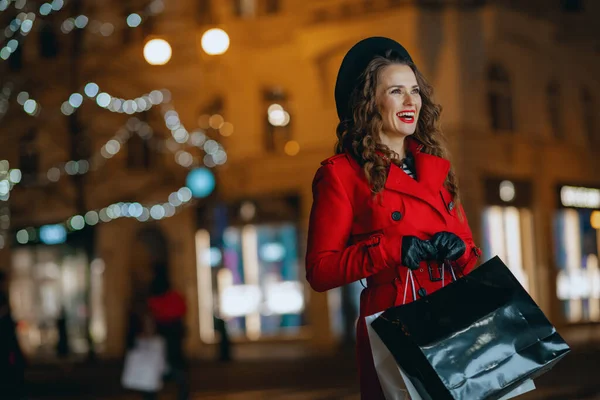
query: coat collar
344 136 451 196
385 136 450 196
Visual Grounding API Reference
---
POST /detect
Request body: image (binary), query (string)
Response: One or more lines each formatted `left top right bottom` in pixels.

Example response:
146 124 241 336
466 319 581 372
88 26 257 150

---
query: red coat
305 137 480 399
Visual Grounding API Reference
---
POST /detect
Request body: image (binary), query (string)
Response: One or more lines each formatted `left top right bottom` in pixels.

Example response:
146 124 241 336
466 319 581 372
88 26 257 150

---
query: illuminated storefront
481 178 538 300
195 195 307 343
9 225 105 357
554 185 600 323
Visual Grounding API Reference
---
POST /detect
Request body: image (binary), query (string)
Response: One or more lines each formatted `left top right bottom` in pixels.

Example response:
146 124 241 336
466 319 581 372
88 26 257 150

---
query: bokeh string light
0 160 20 250
1 0 165 61
9 84 231 171
7 101 231 187
14 185 195 246
57 0 164 36
0 11 37 60
61 84 171 116
0 160 21 202
2 110 229 245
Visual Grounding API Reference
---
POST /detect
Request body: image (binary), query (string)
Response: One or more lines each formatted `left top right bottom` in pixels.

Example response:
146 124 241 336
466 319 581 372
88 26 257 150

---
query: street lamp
143 38 172 65
201 28 230 55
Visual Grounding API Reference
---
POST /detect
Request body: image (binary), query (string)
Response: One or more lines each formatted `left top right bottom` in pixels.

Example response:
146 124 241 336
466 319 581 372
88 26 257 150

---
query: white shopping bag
366 312 536 400
121 336 167 392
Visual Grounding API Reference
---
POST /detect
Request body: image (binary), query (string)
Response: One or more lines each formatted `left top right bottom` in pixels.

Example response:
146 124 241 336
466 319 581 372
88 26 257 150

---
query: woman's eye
391 88 401 94
411 88 420 95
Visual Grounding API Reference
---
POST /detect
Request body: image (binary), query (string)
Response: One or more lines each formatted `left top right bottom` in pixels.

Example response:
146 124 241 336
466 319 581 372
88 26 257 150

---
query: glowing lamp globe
201 28 230 55
143 38 172 65
186 167 216 198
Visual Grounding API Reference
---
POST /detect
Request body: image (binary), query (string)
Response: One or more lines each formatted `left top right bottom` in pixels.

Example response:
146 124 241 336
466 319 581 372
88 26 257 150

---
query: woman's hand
401 236 437 270
430 232 466 262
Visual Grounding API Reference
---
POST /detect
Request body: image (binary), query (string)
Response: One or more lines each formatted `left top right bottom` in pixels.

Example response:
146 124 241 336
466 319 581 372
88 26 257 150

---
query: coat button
418 288 427 298
448 201 455 211
391 211 402 221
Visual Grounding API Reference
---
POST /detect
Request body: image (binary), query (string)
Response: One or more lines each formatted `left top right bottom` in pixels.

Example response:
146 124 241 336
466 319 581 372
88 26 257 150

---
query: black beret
334 36 413 122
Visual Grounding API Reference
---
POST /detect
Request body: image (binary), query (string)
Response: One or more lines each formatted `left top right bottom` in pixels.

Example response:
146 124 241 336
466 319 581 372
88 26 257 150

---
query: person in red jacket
305 37 481 399
146 264 189 400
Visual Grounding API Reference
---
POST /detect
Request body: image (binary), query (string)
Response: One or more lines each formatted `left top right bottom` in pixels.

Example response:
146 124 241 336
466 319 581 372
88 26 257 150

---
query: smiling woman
305 37 481 399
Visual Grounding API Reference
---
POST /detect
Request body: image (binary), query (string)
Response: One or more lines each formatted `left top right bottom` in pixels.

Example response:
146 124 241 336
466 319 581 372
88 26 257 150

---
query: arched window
127 112 153 170
487 63 515 132
547 81 563 139
264 87 292 153
39 22 60 58
19 128 39 185
582 88 597 144
197 0 213 25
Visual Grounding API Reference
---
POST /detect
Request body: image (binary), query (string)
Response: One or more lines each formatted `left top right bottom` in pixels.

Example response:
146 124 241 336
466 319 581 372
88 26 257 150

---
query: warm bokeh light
209 114 224 129
591 211 600 230
201 28 230 55
219 122 234 137
143 38 172 65
284 140 300 156
268 103 291 127
198 114 211 129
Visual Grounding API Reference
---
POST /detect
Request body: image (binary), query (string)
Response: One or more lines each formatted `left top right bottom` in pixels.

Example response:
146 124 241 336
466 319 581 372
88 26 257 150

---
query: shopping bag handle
402 268 417 304
441 260 458 288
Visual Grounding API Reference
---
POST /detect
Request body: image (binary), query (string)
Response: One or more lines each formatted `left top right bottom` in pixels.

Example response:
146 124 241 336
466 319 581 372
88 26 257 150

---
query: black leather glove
430 232 466 262
401 236 436 270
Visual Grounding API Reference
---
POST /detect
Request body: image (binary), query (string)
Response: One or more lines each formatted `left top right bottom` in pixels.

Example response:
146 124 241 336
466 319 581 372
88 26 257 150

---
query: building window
234 0 279 17
198 96 225 132
9 246 105 356
547 81 563 139
555 208 600 322
39 22 60 58
561 0 583 12
197 0 213 24
487 63 515 132
582 88 596 145
264 88 293 154
19 128 39 185
265 0 280 14
234 0 256 17
127 133 151 170
127 113 153 170
197 222 305 341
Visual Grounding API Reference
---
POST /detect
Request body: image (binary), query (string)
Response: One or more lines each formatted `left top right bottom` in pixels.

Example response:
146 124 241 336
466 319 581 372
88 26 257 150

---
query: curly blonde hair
334 50 461 209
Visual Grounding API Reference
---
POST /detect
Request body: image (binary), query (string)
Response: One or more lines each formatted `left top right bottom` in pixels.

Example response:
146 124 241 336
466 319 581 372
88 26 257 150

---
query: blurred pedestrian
213 315 231 362
305 36 481 399
0 270 26 399
56 306 69 359
146 263 189 400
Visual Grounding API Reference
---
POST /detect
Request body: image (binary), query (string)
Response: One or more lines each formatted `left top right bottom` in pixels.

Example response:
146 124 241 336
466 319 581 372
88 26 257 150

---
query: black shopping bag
371 256 570 400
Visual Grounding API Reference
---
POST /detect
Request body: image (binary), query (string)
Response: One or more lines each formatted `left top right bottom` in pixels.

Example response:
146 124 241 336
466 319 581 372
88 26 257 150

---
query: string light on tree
47 0 162 37
0 160 22 201
13 186 195 245
0 12 36 61
60 84 169 116
2 0 163 61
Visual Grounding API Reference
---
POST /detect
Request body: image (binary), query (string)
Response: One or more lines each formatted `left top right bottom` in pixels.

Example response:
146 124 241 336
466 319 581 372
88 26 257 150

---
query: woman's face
376 63 422 138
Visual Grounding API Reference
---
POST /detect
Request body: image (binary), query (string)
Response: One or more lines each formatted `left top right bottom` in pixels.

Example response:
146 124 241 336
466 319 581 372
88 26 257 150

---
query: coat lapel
384 138 451 219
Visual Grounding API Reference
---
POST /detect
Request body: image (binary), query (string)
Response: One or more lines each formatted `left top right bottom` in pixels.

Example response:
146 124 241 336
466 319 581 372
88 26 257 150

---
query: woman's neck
379 132 406 159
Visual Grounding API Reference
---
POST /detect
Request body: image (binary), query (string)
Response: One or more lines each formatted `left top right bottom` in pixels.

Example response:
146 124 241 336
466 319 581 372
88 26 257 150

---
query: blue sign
39 224 67 245
186 167 216 198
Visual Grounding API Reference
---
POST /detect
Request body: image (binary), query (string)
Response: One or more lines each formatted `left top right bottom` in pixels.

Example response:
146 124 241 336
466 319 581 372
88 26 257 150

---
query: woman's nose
403 93 414 106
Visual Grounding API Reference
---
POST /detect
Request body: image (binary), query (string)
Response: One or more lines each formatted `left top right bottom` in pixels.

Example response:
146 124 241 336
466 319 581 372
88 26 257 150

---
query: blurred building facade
0 0 599 360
